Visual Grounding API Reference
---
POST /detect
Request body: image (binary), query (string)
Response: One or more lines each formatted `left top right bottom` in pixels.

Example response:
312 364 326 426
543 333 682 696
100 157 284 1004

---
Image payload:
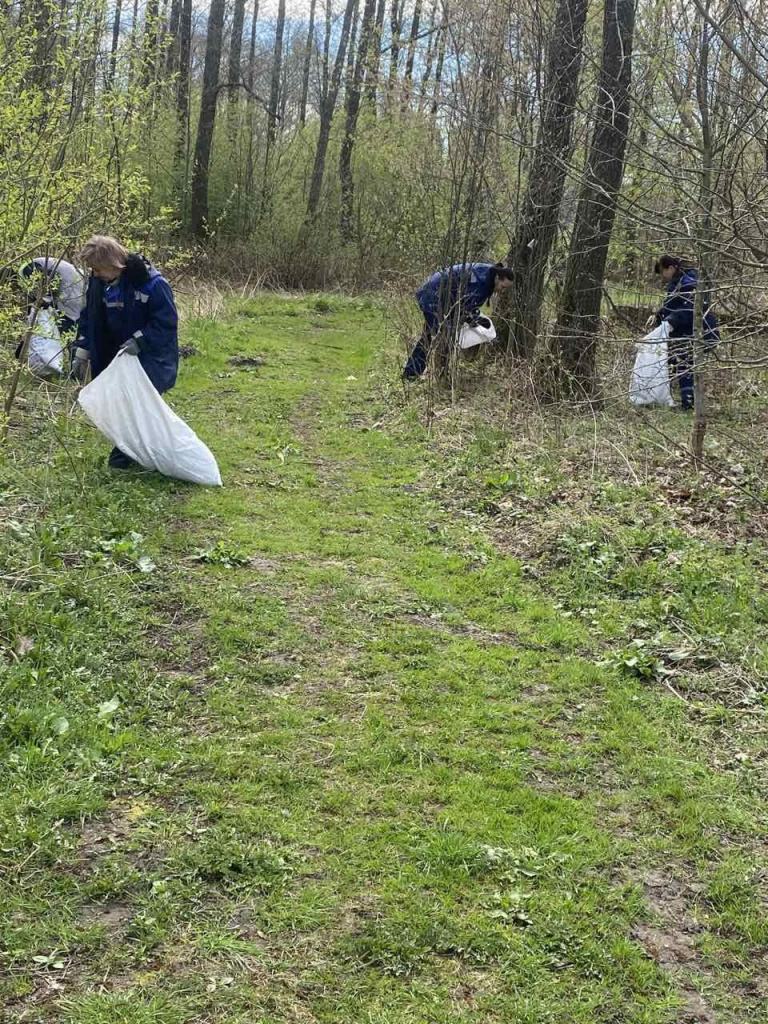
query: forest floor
2 293 767 1024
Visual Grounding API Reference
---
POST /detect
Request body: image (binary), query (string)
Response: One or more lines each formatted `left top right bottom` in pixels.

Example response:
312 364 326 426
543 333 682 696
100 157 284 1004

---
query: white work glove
70 346 90 383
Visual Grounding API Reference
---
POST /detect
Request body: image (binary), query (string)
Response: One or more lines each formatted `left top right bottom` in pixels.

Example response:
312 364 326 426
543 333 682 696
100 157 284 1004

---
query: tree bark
431 19 445 116
299 0 318 126
306 0 358 220
552 0 635 394
227 0 247 134
166 0 182 77
403 0 422 102
190 0 227 237
363 0 387 110
340 0 377 240
108 0 123 87
266 0 287 147
140 0 160 91
498 0 589 359
176 0 193 178
244 0 261 212
387 0 404 102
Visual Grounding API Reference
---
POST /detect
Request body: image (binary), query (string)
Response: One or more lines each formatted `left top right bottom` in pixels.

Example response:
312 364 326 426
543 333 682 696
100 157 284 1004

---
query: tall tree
387 0 404 102
403 0 423 102
140 0 160 91
227 0 247 136
108 0 123 88
175 0 193 176
340 0 377 240
553 0 636 394
431 18 445 116
498 0 589 358
166 0 182 77
299 0 318 126
267 0 286 145
363 0 387 110
244 0 261 212
306 0 358 219
190 0 227 236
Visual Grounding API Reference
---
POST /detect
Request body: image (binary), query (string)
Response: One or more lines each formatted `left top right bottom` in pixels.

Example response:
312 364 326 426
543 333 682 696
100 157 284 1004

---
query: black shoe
108 446 135 470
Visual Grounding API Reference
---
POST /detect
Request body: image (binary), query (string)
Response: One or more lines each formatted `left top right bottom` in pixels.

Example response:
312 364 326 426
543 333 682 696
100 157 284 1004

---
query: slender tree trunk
108 0 122 86
175 0 193 183
140 0 160 91
418 0 438 111
346 0 361 93
244 0 261 215
267 0 286 145
387 0 404 103
227 0 247 135
552 0 635 394
498 0 589 359
299 0 318 126
431 20 445 116
403 0 422 104
340 0 377 240
306 0 358 220
190 0 227 236
166 0 182 76
363 0 386 111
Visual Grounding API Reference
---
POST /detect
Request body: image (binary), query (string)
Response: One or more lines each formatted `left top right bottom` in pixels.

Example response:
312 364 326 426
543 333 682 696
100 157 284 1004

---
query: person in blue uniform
403 262 517 379
74 235 179 469
651 255 719 411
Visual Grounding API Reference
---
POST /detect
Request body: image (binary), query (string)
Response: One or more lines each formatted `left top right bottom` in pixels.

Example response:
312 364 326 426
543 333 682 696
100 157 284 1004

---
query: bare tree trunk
227 0 247 135
692 6 714 467
418 0 438 111
403 0 423 104
108 0 123 87
346 0 361 92
299 0 318 126
431 19 445 116
306 0 358 220
498 0 589 359
141 0 160 91
166 0 182 77
340 0 377 240
552 0 635 395
267 0 286 145
364 0 387 110
190 0 227 237
175 0 193 191
244 0 261 215
387 0 404 103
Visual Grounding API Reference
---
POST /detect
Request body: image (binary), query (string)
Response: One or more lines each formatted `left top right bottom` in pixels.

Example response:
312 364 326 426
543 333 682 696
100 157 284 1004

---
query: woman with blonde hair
73 235 179 469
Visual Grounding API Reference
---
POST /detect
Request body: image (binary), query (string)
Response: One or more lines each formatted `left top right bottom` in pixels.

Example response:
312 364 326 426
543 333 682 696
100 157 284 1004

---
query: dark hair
654 254 694 275
493 263 517 283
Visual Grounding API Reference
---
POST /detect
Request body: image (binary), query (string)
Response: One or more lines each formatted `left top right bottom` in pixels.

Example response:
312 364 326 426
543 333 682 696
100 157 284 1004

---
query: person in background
17 256 86 370
403 261 517 379
74 234 179 470
651 255 719 411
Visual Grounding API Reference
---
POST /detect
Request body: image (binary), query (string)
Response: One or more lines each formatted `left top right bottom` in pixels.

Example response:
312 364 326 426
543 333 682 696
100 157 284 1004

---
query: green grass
1 293 767 1023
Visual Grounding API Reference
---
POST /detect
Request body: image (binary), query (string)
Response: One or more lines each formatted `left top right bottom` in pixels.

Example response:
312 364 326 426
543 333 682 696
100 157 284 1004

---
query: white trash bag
629 322 675 408
79 353 222 486
459 318 497 349
28 308 64 379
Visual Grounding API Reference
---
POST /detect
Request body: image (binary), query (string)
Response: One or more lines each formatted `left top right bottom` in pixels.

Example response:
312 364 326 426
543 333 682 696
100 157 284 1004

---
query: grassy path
2 295 766 1023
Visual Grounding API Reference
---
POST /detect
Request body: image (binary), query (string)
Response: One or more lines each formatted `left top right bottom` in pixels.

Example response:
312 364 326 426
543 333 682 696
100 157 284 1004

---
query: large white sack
629 322 675 408
459 319 497 349
78 353 222 486
28 308 64 379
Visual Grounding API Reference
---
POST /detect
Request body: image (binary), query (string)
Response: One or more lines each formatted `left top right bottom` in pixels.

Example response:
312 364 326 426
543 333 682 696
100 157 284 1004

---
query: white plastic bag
459 318 497 349
28 308 64 379
629 322 675 408
78 353 222 486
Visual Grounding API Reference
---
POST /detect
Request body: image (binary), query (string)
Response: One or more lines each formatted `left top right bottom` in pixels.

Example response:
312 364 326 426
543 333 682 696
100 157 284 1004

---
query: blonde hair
81 235 129 271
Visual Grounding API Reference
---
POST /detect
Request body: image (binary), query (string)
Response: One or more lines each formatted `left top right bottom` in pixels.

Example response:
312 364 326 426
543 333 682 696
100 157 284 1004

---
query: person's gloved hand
70 346 90 383
475 315 492 330
118 337 141 357
645 314 657 331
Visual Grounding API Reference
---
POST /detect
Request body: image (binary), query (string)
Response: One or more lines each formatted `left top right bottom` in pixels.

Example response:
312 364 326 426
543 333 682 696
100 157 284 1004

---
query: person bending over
74 235 179 469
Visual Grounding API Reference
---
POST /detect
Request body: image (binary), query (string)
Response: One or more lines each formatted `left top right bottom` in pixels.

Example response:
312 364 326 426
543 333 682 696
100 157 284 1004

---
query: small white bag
629 322 675 408
459 318 497 349
28 308 64 379
78 353 222 486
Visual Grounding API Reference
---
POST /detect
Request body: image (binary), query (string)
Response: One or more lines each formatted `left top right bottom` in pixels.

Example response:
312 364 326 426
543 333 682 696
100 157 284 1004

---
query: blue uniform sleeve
658 278 696 335
134 278 178 356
